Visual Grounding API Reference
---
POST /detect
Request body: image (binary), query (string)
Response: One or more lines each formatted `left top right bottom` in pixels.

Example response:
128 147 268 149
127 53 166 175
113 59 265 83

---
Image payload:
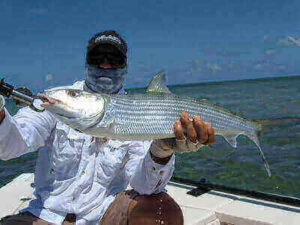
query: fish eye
67 90 78 97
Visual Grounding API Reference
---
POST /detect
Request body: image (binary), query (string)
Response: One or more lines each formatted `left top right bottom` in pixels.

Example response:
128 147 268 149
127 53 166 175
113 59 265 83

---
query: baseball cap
87 30 127 59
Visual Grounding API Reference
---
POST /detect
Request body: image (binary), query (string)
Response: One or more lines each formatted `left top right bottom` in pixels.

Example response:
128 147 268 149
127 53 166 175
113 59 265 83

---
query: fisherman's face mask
85 64 127 94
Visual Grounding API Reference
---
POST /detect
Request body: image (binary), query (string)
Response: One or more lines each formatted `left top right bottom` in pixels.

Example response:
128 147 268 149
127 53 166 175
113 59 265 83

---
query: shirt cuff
0 108 13 139
131 149 175 195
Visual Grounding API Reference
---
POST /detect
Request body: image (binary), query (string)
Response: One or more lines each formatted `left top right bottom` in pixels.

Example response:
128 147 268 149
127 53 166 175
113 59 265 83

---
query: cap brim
88 41 126 58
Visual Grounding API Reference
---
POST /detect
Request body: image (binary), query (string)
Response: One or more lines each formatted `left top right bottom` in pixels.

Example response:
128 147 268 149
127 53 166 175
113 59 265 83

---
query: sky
0 0 300 91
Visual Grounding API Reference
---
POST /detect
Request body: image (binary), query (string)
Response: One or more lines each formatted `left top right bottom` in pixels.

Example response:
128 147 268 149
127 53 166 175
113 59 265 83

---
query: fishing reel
0 78 45 112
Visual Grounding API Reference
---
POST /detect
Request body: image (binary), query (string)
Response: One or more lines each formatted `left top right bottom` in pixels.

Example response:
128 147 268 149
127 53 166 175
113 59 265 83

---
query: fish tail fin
221 121 271 177
246 124 272 177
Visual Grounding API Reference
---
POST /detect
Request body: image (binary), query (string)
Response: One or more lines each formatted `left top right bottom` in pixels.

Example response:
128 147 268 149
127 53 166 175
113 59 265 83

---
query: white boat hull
1 174 299 225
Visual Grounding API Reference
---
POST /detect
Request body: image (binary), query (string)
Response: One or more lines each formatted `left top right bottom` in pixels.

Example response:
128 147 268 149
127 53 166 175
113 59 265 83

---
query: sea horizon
125 74 300 90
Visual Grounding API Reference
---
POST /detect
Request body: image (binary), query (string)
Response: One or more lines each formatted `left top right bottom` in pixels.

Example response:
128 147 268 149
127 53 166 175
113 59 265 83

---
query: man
0 30 215 225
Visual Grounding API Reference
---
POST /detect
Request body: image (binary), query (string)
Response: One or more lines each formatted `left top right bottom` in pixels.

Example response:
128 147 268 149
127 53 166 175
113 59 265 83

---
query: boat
1 173 299 224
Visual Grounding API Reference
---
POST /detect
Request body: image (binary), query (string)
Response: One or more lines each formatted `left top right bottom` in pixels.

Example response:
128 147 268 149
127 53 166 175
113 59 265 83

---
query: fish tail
251 119 263 135
247 123 271 177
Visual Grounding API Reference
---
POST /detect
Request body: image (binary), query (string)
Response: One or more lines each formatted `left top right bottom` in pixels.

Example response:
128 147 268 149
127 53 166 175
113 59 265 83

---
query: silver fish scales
107 93 256 142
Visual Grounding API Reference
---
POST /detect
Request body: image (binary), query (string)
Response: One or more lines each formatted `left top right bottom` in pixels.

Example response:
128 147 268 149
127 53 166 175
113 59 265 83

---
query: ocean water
0 75 299 198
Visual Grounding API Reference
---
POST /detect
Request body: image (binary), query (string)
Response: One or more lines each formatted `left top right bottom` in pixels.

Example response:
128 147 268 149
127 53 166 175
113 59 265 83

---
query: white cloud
254 63 263 70
206 63 221 74
227 62 239 72
277 36 300 47
45 73 53 82
265 49 275 55
191 60 202 72
277 65 286 71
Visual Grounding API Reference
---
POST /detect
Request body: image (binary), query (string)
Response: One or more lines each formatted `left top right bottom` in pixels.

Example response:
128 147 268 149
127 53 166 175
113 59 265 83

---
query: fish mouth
44 102 82 119
53 106 104 122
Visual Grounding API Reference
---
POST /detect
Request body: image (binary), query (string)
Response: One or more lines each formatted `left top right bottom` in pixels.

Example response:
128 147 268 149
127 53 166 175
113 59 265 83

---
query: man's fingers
38 93 57 104
40 102 51 107
173 120 185 141
193 116 208 144
38 93 47 99
186 121 197 143
193 115 203 142
180 112 197 143
179 111 189 127
205 122 215 145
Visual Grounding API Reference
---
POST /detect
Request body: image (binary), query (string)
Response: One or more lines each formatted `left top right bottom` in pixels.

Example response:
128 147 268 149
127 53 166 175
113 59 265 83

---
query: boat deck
0 173 299 225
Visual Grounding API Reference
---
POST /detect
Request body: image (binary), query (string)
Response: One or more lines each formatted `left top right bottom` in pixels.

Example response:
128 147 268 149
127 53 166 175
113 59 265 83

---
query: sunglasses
87 45 126 68
92 53 126 68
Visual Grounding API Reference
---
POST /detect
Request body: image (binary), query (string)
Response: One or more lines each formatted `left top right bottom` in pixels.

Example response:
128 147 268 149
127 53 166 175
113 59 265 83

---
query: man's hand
151 112 215 159
0 94 57 124
38 93 57 108
172 111 215 152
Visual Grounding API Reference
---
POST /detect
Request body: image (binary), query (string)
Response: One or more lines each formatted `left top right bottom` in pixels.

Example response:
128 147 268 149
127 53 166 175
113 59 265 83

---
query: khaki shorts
0 190 138 225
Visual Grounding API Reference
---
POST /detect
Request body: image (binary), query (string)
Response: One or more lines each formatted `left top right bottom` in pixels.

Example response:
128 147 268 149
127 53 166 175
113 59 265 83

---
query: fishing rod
0 78 44 112
171 176 300 208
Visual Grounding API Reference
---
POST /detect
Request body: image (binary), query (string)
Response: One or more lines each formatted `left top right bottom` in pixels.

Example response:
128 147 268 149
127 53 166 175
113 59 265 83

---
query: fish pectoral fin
98 117 115 128
146 69 172 94
223 132 242 148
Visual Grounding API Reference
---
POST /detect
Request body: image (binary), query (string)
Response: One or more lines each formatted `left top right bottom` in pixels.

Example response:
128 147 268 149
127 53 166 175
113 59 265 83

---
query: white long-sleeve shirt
0 81 175 225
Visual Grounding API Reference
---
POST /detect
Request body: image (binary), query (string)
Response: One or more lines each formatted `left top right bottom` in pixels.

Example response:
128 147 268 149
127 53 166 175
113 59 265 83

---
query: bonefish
43 72 271 176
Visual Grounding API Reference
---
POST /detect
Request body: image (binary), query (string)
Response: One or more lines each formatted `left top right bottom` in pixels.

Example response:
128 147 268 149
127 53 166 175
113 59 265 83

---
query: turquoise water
0 75 300 198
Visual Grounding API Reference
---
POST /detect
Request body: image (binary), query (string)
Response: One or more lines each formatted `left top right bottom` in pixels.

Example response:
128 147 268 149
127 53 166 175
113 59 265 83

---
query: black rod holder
171 176 300 207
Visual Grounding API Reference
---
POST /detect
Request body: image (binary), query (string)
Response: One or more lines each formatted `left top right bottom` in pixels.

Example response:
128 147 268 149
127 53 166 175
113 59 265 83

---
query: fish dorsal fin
146 70 171 94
